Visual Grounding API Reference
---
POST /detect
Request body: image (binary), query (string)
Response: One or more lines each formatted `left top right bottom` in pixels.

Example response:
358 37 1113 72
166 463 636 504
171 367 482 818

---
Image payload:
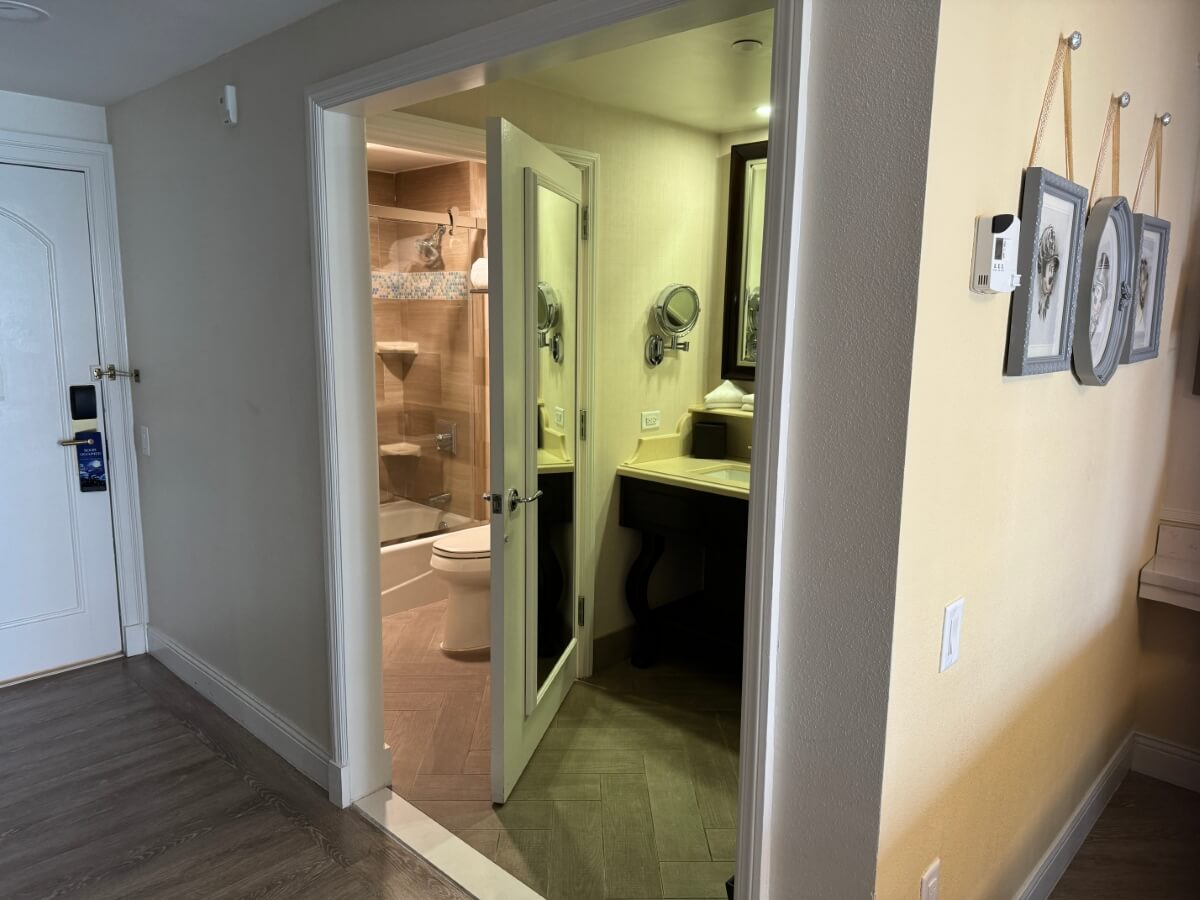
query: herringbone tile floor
383 600 741 899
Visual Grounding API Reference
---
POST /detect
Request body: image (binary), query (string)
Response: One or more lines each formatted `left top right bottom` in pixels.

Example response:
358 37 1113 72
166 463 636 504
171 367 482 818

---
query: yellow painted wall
877 1 1200 897
402 81 731 638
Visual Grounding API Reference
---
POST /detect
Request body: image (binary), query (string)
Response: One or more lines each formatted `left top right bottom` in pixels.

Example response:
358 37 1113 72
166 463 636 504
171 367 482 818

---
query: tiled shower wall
370 163 489 522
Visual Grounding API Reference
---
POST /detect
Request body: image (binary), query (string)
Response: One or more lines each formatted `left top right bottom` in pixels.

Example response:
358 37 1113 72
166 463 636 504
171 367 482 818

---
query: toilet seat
432 524 490 560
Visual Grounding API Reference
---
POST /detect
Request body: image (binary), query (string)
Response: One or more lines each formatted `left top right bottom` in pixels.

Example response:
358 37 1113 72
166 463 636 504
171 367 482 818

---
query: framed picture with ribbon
1005 167 1089 376
1122 214 1169 364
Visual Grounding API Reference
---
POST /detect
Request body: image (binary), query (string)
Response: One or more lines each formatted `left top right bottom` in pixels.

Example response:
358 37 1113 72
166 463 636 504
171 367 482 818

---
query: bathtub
379 500 477 617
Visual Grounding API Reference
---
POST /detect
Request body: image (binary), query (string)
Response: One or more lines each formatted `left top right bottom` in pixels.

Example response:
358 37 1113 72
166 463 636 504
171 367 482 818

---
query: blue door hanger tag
75 430 107 492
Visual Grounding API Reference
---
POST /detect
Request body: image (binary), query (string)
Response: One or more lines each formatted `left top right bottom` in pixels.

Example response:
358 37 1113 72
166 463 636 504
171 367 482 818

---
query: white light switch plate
939 598 964 672
921 858 940 900
553 406 565 428
641 410 661 431
139 425 151 457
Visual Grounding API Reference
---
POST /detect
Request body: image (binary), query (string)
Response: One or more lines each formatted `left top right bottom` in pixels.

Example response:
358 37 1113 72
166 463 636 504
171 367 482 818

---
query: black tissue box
692 421 727 459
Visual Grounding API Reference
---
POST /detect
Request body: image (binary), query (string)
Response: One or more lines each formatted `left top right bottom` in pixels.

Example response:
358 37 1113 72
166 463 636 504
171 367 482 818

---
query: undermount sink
693 464 751 486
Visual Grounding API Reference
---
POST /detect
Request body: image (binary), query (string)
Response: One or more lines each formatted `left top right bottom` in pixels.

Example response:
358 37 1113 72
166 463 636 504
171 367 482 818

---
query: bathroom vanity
616 410 750 667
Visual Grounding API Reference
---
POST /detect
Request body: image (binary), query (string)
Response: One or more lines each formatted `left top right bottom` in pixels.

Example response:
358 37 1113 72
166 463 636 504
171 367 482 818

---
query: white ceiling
0 0 343 106
523 9 773 134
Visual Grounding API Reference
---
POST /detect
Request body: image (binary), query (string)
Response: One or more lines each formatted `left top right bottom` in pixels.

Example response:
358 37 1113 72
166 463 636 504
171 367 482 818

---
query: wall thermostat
970 213 1021 294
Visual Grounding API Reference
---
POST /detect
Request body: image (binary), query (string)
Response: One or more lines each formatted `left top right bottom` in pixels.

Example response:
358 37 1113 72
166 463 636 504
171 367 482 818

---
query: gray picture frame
1005 167 1089 376
1121 214 1170 364
1073 195 1136 386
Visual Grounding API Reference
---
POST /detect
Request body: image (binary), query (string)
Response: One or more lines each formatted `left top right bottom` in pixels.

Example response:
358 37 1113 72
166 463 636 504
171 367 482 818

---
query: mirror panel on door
525 168 579 708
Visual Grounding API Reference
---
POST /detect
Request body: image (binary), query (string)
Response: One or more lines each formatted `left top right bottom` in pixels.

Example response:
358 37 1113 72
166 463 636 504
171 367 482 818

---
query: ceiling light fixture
755 105 772 118
731 38 763 53
0 2 49 22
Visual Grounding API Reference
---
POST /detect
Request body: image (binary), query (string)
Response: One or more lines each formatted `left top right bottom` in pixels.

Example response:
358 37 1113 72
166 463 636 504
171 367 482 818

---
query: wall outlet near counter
640 410 661 431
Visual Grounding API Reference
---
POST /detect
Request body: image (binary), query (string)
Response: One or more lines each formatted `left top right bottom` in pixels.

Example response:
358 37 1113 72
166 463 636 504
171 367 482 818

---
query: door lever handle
507 488 543 512
58 437 95 447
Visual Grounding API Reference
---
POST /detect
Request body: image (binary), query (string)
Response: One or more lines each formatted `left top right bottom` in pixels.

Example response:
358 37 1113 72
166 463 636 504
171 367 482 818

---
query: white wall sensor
970 213 1021 294
220 84 238 127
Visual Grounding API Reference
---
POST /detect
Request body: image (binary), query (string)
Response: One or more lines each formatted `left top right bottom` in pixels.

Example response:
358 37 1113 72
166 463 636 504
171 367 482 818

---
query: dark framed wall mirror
722 140 768 381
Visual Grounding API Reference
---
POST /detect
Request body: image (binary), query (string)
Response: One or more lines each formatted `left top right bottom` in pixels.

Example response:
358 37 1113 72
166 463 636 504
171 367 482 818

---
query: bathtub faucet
427 493 452 509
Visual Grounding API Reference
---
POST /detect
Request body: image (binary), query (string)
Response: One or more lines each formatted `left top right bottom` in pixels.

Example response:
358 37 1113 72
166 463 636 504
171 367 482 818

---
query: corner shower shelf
379 442 422 458
376 341 419 357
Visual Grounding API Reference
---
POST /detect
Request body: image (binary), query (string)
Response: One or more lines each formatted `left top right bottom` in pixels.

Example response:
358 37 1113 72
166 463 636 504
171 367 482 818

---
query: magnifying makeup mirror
646 283 700 367
537 281 560 349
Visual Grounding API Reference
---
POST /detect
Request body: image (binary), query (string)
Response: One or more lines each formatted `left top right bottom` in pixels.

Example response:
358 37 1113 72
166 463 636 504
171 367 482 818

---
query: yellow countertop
616 456 750 499
537 448 574 474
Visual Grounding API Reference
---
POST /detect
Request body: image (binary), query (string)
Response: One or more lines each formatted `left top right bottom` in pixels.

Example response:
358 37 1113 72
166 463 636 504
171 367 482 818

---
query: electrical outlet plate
641 410 661 431
939 598 964 672
921 858 940 900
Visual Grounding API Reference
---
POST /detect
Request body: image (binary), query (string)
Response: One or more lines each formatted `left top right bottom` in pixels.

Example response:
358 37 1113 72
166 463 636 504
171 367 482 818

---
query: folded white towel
741 393 755 411
469 257 488 290
704 379 746 409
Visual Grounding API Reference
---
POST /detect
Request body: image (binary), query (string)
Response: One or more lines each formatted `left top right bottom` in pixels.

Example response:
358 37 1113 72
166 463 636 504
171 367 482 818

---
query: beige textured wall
1139 150 1200 752
403 80 726 638
877 1 1200 897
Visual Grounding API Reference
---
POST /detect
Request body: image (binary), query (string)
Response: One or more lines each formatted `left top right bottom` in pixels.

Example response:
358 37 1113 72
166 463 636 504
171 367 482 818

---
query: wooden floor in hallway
1050 771 1200 899
0 655 470 899
384 599 742 899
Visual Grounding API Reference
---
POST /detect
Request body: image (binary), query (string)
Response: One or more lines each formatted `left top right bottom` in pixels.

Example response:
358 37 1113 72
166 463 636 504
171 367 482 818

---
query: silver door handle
58 437 95 447
507 488 542 512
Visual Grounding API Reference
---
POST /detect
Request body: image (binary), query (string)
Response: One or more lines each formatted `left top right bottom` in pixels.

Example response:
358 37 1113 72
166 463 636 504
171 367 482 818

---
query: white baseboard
1132 733 1200 793
123 623 148 656
147 626 332 790
1015 733 1133 900
1161 506 1200 527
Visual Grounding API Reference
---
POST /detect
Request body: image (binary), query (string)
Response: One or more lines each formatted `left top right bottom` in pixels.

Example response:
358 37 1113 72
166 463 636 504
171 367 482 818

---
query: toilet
429 524 491 654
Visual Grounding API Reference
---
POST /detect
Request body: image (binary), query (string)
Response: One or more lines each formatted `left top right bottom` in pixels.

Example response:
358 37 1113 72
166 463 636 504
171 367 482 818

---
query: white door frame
0 128 149 659
306 0 806 895
369 111 600 681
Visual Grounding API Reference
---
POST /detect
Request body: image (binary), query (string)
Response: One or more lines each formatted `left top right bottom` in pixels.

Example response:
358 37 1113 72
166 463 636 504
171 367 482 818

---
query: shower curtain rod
368 204 486 230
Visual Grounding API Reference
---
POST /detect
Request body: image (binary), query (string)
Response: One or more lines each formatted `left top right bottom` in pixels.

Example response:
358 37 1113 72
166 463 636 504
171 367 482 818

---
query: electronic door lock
91 363 140 383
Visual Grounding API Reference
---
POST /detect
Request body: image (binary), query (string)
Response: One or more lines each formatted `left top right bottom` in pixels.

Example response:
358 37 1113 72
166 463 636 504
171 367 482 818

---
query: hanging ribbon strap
1133 114 1170 217
1029 32 1080 181
1091 93 1130 206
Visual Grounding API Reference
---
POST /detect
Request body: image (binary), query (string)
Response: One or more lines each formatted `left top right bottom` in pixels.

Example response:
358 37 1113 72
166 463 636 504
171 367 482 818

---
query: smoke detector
0 2 50 22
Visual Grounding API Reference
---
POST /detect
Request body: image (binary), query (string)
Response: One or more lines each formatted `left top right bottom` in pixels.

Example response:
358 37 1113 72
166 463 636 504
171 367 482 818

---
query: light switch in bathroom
641 410 661 431
939 597 963 672
139 425 150 457
553 406 565 428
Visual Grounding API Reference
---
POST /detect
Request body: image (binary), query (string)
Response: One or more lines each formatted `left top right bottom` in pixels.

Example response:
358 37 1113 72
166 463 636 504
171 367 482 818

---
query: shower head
416 224 446 269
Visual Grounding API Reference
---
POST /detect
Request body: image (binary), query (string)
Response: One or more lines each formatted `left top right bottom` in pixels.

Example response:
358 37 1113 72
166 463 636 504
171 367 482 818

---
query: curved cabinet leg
625 530 666 668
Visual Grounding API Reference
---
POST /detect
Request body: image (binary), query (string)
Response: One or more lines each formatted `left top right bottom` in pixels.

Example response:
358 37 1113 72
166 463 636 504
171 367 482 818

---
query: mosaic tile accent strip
372 270 468 301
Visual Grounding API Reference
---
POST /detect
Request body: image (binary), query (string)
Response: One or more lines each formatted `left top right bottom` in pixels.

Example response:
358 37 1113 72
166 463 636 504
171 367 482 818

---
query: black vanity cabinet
618 473 748 667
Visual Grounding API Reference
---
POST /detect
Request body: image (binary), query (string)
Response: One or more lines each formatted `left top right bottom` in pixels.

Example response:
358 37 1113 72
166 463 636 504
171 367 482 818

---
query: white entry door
487 119 583 802
0 163 123 684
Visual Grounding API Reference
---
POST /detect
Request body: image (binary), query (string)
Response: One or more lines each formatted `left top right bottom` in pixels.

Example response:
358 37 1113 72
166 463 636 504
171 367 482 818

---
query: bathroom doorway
310 0 799 897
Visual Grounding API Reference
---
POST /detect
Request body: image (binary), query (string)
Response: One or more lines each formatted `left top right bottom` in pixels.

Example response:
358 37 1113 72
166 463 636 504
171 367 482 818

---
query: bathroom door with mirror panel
486 118 582 802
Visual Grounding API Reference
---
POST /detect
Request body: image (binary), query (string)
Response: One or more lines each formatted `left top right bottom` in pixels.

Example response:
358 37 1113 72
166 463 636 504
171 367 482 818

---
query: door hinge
582 206 589 240
577 595 586 627
579 409 588 441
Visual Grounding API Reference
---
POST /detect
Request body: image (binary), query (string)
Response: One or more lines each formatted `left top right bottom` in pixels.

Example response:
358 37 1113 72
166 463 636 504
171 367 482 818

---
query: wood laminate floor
1050 771 1200 899
0 656 470 900
384 600 741 899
